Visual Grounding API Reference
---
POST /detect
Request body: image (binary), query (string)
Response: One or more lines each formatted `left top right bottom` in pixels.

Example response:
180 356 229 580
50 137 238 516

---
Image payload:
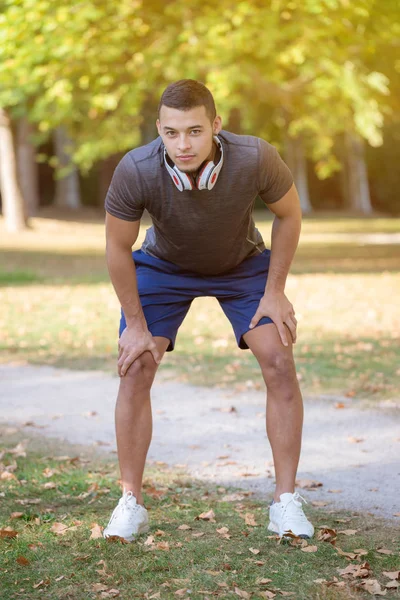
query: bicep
105 212 141 250
266 183 302 220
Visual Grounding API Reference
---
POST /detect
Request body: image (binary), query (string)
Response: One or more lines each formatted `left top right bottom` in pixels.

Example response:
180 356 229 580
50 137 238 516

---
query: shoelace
281 492 310 527
108 491 141 524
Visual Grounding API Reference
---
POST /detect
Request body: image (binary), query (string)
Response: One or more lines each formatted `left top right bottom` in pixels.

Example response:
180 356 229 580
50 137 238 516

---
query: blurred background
0 0 399 402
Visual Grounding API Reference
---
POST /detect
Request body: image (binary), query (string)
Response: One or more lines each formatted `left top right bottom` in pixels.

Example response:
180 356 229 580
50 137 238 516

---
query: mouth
176 155 195 162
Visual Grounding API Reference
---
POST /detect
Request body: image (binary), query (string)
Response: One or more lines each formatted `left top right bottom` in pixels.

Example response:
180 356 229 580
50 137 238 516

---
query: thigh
216 250 273 349
119 250 198 351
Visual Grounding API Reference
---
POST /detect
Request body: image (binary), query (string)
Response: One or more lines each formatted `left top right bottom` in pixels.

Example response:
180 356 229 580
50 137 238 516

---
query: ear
213 115 222 135
156 119 161 136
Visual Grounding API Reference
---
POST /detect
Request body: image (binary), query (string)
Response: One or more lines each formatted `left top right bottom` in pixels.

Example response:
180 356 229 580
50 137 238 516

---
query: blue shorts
119 249 273 351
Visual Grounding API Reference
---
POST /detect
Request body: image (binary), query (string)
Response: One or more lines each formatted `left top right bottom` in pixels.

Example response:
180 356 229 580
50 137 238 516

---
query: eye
166 131 176 137
191 129 201 134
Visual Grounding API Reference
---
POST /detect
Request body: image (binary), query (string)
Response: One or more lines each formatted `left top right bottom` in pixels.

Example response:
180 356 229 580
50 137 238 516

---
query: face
157 105 222 173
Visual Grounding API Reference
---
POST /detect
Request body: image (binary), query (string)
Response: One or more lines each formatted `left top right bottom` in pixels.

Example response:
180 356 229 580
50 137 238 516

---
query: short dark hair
158 79 217 124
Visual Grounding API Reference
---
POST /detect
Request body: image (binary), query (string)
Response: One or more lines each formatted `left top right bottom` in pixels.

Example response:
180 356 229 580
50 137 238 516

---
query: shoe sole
268 521 311 540
103 523 150 543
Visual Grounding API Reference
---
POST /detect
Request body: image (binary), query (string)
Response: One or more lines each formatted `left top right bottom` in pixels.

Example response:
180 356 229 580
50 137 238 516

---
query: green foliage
0 0 399 177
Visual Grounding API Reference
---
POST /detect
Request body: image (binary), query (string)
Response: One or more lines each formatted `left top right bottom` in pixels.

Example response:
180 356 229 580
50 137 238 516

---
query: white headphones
163 135 224 191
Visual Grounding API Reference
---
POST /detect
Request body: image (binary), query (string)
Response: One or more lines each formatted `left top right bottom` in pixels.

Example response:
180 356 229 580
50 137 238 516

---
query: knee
259 350 297 390
121 352 158 391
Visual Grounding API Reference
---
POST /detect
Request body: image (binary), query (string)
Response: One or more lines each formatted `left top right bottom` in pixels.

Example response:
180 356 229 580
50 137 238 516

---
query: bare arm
105 212 160 374
249 183 302 345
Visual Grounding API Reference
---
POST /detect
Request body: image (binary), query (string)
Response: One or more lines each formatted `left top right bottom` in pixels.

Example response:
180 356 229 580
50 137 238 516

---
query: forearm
106 244 147 330
265 214 301 294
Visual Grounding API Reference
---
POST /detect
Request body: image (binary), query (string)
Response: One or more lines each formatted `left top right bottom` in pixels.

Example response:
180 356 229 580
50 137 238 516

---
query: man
103 79 314 542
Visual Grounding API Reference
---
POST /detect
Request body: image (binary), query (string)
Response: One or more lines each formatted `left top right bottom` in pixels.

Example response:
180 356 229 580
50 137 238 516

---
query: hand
249 291 297 346
117 326 161 377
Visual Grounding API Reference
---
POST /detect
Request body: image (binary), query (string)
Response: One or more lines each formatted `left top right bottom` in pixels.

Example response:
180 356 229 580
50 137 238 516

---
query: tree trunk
0 108 28 231
98 155 120 207
16 117 40 217
345 132 373 213
284 134 312 213
53 127 81 209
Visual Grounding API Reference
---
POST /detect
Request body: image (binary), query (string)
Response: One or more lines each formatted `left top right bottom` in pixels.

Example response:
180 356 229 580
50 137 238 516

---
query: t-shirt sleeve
257 138 294 204
104 153 144 221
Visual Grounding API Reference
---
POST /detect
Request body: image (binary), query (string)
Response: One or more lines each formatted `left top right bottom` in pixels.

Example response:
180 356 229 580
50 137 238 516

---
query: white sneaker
268 492 314 539
103 491 149 542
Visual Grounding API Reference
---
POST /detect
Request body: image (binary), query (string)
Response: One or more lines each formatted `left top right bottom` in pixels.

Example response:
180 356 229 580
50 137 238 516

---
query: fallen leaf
348 436 364 443
221 493 245 502
335 402 346 409
92 582 109 592
10 512 24 519
144 535 155 546
55 576 65 582
156 541 170 551
1 471 16 481
0 527 18 538
16 556 30 566
50 522 70 535
336 547 357 560
338 562 371 578
256 578 272 584
101 590 120 598
358 579 387 595
383 571 400 580
295 479 323 489
33 580 44 589
235 588 251 599
192 532 205 538
174 590 187 597
178 524 191 530
42 482 57 489
259 591 276 599
249 547 260 555
155 529 165 537
311 501 329 507
317 527 337 544
301 545 318 553
244 513 258 527
377 548 394 555
338 529 358 536
197 509 215 522
90 523 103 539
328 489 342 493
386 581 399 589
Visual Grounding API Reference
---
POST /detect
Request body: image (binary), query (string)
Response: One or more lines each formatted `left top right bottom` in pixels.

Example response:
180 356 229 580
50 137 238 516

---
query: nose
177 135 192 152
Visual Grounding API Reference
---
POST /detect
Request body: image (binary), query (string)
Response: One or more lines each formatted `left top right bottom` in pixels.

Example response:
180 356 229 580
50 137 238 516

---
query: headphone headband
163 135 224 191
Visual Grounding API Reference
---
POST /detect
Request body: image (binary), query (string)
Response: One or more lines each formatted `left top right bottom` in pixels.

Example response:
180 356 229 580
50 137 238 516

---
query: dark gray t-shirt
105 129 293 275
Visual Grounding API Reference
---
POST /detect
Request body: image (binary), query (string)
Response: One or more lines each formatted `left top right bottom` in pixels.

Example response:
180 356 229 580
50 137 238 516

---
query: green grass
1 427 399 600
0 211 399 401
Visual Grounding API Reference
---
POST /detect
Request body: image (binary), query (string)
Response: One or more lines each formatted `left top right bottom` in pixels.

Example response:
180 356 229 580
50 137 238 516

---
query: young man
103 79 314 542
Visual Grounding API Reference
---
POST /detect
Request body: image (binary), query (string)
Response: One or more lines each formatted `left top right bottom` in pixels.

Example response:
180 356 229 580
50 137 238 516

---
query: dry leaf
336 547 357 560
249 547 260 555
178 524 191 530
144 535 155 546
221 493 245 502
175 590 187 597
244 513 258 527
42 482 57 489
338 529 358 536
197 509 215 522
348 436 364 443
90 523 103 539
155 529 165 537
335 402 346 409
234 588 250 599
257 578 272 584
33 580 44 589
295 479 323 489
317 528 337 544
55 576 65 582
259 591 276 599
328 489 342 493
376 548 393 555
385 581 399 589
92 583 109 592
1 472 16 481
102 590 120 598
301 545 318 553
383 571 400 580
358 579 387 595
311 501 329 507
50 522 70 535
338 562 371 578
0 527 18 538
156 541 170 551
16 556 30 566
192 532 205 538
10 512 24 519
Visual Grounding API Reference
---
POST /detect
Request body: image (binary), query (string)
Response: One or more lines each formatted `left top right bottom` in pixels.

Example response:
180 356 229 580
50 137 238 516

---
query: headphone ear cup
177 169 195 190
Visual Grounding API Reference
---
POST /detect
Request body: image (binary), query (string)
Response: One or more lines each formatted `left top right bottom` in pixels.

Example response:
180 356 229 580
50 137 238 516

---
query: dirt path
1 364 399 519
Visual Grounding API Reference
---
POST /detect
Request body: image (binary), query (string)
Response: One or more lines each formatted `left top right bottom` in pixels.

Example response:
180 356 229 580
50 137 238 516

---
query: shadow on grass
1 241 399 288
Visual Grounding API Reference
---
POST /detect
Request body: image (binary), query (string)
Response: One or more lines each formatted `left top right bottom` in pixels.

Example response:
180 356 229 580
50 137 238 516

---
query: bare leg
115 336 170 505
243 324 303 502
